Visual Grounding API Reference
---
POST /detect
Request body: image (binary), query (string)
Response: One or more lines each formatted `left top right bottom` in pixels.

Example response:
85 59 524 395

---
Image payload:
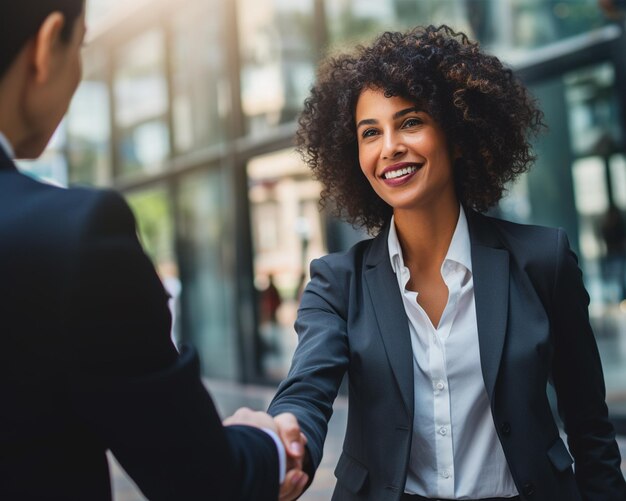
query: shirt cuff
261 427 286 485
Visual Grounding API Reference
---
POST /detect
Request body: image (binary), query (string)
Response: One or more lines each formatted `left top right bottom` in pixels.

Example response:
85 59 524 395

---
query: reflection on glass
118 120 170 174
565 63 621 157
126 186 181 345
610 155 626 210
178 169 237 378
248 148 326 379
327 0 471 47
327 1 608 57
171 0 228 152
17 123 69 186
238 0 316 136
573 157 610 217
66 81 111 185
572 157 608 261
114 29 170 175
556 62 626 411
509 0 607 49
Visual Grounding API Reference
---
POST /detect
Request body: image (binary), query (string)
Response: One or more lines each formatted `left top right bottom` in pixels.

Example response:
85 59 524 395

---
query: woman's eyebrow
356 118 377 129
356 107 419 129
393 107 419 119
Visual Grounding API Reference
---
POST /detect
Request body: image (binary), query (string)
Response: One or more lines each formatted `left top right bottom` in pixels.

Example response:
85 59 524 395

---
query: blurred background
17 0 626 497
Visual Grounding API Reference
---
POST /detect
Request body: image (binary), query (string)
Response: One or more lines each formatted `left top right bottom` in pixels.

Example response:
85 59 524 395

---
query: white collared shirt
0 131 15 158
388 207 518 499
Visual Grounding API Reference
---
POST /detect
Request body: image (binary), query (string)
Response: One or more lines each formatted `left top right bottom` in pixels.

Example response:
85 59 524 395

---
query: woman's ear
31 12 66 84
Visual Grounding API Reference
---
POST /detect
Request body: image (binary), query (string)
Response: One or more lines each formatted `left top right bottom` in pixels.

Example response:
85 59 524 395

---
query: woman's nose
381 132 407 160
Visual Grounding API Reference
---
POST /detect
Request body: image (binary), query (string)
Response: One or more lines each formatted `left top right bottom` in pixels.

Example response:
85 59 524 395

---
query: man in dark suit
0 1 308 499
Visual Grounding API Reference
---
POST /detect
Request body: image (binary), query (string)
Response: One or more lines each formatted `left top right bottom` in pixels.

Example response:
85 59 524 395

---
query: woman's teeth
384 165 418 179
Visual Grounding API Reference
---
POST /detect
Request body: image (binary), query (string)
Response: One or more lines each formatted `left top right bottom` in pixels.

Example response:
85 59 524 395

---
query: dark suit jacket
269 209 626 501
0 148 278 501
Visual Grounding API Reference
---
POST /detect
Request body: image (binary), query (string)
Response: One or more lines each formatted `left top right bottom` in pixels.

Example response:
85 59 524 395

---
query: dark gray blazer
269 209 626 501
0 148 278 501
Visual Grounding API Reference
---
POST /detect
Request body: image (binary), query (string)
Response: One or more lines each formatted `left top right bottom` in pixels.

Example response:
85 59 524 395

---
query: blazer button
522 482 535 496
500 422 511 436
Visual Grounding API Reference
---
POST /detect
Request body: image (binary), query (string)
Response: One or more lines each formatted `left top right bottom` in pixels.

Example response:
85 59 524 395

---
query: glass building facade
22 0 626 420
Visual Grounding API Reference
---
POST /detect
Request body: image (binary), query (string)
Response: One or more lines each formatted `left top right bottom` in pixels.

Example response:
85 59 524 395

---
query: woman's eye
362 128 378 138
402 117 422 128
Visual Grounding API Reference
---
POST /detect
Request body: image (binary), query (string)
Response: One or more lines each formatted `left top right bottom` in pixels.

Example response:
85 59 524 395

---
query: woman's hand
275 412 310 500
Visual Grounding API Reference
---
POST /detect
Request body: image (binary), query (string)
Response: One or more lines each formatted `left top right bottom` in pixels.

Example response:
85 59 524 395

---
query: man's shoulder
0 173 136 265
3 172 132 234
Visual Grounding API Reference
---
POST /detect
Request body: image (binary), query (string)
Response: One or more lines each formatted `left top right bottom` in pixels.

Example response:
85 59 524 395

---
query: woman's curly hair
297 25 544 233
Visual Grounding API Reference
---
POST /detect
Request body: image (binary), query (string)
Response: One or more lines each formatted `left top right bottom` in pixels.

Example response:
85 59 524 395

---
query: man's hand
224 409 309 500
279 468 308 501
223 407 276 430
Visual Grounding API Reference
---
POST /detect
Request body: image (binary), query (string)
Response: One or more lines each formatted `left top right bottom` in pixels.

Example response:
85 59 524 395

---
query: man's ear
32 12 66 84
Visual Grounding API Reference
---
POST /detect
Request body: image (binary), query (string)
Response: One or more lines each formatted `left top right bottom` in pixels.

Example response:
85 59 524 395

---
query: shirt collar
0 131 15 159
388 205 472 274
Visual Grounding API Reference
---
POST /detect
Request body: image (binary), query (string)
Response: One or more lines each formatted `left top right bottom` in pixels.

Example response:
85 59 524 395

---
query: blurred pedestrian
601 201 626 301
269 25 626 501
0 1 307 499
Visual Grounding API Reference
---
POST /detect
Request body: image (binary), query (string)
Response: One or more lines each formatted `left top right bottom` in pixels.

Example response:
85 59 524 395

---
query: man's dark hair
0 0 84 78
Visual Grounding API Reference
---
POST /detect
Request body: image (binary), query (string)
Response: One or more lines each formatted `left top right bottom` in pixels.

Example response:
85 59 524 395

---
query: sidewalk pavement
110 374 625 500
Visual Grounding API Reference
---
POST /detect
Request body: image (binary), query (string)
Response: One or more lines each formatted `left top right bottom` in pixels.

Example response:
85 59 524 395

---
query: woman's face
355 87 458 213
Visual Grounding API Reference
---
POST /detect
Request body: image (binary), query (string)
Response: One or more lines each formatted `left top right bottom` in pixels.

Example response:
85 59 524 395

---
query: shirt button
438 427 447 436
441 470 451 479
435 381 445 391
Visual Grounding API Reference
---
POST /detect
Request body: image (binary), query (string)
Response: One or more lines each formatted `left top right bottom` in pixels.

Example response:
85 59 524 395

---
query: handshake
224 408 309 501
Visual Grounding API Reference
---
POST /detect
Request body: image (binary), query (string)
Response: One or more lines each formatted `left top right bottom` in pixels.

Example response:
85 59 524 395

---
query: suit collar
466 209 510 403
0 131 15 159
0 140 17 172
364 208 510 406
363 222 415 417
365 221 392 267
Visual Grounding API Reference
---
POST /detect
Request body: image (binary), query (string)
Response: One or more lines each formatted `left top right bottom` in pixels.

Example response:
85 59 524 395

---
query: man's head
0 0 86 158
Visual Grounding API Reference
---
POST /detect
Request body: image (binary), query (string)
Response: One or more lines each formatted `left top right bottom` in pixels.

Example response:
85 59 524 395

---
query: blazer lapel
0 144 16 171
364 225 414 416
467 210 510 404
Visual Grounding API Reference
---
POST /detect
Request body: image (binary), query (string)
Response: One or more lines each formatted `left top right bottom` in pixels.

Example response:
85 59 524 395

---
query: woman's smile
381 161 423 185
355 88 457 212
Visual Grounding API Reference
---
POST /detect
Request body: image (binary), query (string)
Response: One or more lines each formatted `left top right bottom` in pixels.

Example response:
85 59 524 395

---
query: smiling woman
355 90 457 216
296 25 543 233
268 24 626 501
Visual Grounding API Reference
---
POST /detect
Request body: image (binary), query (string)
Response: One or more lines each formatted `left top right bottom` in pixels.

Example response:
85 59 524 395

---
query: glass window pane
66 80 111 186
564 63 621 157
17 123 69 186
113 29 170 176
610 154 626 210
326 0 471 47
238 0 316 136
178 170 238 379
171 0 228 152
126 186 180 345
573 157 610 216
247 148 326 379
527 61 626 416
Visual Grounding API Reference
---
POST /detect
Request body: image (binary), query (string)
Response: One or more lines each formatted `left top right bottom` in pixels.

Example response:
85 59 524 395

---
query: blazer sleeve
268 256 350 476
550 229 626 498
64 190 279 501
